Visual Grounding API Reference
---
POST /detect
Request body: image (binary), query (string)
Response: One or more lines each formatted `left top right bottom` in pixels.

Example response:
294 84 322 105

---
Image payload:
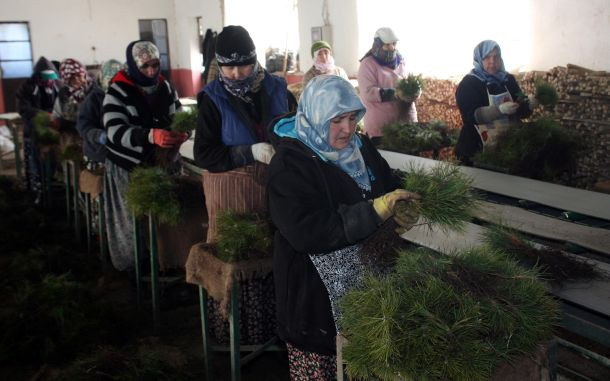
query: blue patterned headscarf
274 75 371 191
470 40 508 87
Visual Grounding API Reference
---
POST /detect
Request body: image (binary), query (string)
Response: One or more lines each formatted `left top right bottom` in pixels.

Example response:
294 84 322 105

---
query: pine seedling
398 162 478 232
126 167 180 225
483 224 600 283
339 248 559 381
535 79 559 107
396 73 425 99
60 144 83 162
32 111 59 145
215 210 272 262
170 109 198 134
473 116 580 181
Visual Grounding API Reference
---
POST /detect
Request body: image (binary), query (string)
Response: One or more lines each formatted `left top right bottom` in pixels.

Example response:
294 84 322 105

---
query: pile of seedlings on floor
0 176 138 371
49 338 192 381
483 224 601 284
214 209 273 262
339 248 559 381
126 166 181 225
360 162 478 273
473 116 581 181
381 120 458 157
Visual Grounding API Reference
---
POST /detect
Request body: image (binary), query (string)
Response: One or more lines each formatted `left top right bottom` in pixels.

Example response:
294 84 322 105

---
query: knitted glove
498 101 519 115
379 88 396 102
251 142 275 164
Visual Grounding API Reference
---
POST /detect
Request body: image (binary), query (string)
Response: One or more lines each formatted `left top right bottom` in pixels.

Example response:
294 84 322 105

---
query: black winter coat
15 57 59 134
267 132 401 355
76 85 106 162
455 73 532 163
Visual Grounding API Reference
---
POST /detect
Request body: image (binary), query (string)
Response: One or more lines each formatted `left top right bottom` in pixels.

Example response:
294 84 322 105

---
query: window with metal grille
0 22 33 79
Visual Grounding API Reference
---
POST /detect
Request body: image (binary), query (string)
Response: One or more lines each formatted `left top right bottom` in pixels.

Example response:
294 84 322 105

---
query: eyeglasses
140 61 160 69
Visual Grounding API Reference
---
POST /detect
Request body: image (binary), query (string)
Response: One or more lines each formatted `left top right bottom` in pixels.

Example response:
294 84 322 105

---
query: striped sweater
103 70 181 170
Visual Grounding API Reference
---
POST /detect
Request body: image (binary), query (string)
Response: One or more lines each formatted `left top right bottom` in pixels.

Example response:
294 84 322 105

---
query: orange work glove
151 129 181 148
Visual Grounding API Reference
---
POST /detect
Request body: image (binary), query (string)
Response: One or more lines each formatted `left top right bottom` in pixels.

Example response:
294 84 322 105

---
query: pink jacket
357 56 417 138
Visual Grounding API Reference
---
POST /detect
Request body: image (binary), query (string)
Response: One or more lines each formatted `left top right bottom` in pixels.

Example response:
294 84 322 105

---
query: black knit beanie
215 25 257 66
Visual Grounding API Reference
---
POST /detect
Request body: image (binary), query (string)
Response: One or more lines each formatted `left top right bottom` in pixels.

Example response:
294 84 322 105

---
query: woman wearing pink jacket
357 27 418 144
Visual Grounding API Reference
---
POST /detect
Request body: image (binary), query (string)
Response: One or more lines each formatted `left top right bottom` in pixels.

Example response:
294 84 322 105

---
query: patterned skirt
286 342 337 381
206 274 277 345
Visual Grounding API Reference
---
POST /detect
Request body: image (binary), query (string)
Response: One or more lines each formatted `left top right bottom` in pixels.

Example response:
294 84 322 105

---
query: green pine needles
215 210 273 262
33 111 59 145
535 80 559 107
473 116 581 181
483 224 599 283
396 73 425 99
381 120 457 155
398 162 478 232
126 167 180 225
170 109 198 134
339 248 559 381
60 144 83 162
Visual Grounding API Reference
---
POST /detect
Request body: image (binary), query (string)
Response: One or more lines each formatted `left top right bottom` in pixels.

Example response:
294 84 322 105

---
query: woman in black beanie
193 25 296 242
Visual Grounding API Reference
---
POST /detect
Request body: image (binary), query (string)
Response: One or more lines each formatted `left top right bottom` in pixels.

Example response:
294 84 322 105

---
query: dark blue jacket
193 72 296 172
204 73 288 146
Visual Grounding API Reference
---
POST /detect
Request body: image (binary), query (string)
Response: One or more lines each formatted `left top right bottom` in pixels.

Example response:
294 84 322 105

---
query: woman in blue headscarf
267 75 420 378
455 40 536 164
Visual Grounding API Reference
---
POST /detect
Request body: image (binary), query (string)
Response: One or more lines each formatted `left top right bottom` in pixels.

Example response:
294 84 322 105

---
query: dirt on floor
0 174 288 381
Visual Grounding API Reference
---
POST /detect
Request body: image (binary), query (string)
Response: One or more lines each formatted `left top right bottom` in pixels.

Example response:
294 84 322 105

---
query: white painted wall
529 0 610 71
297 0 610 78
0 0 223 70
224 0 300 70
1 0 607 79
174 0 223 71
297 0 360 76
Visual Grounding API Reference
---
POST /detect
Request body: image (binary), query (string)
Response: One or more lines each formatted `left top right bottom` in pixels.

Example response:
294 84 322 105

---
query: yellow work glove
373 189 420 222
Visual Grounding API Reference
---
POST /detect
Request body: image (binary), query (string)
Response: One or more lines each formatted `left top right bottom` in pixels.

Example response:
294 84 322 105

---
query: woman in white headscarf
303 40 349 88
267 75 419 379
455 40 535 164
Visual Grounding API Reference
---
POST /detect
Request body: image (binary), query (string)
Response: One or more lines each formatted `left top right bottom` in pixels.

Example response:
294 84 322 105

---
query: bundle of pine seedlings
126 167 180 225
170 108 198 134
339 248 559 381
215 210 272 262
535 79 559 107
381 120 457 155
483 224 600 283
396 73 425 100
60 143 83 162
473 116 581 181
33 111 60 146
396 162 479 232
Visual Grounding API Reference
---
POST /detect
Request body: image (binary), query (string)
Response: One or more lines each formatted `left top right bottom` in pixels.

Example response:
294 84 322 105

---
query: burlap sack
185 242 273 318
79 168 104 200
155 176 206 270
